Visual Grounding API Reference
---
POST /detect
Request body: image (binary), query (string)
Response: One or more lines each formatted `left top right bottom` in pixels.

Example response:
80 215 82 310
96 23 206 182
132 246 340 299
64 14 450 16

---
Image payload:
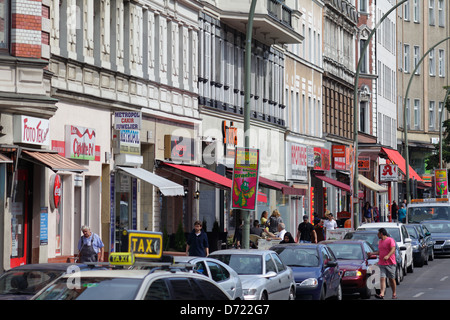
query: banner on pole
232 148 260 210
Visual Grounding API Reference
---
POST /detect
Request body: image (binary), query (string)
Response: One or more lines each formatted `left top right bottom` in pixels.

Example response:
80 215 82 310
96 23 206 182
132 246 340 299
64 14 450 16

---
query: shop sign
128 231 162 259
232 147 260 211
50 174 62 210
114 111 142 130
435 169 448 196
119 129 141 155
40 208 48 246
65 125 96 160
287 142 307 181
307 146 315 167
380 164 398 182
222 121 237 158
332 145 350 171
13 115 50 146
358 156 370 172
164 135 194 161
313 147 330 170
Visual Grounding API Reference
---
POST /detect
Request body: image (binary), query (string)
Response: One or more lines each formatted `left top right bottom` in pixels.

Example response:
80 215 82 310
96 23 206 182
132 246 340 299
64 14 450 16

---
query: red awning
259 176 304 195
381 147 424 182
162 162 232 189
314 174 351 193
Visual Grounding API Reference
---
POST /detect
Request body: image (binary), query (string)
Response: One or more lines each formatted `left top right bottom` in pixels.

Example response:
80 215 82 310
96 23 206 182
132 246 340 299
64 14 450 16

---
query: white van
357 222 414 275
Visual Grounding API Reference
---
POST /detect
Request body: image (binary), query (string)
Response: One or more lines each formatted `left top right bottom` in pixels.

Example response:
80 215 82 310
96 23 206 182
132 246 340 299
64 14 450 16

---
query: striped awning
0 153 12 163
21 150 87 173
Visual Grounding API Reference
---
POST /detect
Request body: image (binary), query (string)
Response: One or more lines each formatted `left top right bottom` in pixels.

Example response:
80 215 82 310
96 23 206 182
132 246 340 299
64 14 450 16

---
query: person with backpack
268 209 283 234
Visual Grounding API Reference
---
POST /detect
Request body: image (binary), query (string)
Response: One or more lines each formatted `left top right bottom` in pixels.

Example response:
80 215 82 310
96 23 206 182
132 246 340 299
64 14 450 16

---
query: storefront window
114 172 137 252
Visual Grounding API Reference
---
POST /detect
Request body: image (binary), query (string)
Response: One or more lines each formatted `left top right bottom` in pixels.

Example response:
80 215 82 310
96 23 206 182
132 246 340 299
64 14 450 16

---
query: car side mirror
264 271 277 278
326 261 338 267
404 238 412 244
368 254 377 259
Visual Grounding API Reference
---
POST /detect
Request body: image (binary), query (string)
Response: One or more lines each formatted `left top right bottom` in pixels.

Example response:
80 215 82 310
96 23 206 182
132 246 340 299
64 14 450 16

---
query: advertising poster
435 169 448 196
232 148 259 211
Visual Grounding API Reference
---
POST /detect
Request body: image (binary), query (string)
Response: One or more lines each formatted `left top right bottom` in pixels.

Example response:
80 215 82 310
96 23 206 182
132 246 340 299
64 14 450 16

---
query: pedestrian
268 209 283 234
186 220 209 256
260 211 268 228
391 201 398 222
296 215 317 243
279 232 296 244
373 206 380 222
232 219 243 248
314 219 325 242
363 202 373 223
324 212 337 238
398 203 407 223
77 226 105 263
250 220 263 237
368 228 397 299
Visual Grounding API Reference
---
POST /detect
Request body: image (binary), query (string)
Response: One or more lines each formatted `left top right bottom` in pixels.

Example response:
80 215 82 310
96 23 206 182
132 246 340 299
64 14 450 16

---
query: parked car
357 222 414 275
172 256 244 300
321 240 377 299
270 243 342 300
421 220 450 255
414 223 434 261
209 249 296 300
344 230 403 284
405 224 428 267
32 269 231 300
0 263 104 300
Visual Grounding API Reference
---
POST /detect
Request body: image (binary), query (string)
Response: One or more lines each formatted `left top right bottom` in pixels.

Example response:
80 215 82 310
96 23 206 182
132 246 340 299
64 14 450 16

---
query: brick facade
11 0 43 58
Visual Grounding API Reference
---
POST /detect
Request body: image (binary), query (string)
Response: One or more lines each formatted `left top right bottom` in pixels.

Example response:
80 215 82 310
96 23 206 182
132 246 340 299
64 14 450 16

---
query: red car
321 239 378 299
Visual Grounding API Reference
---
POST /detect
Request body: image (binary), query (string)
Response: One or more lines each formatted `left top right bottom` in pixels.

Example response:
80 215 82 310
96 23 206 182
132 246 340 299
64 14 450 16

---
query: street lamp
353 0 408 229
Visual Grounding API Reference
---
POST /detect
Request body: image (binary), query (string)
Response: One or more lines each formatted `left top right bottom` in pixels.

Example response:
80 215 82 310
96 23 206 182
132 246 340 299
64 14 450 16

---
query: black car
0 263 102 300
405 224 428 267
421 220 450 255
344 230 403 284
414 224 434 261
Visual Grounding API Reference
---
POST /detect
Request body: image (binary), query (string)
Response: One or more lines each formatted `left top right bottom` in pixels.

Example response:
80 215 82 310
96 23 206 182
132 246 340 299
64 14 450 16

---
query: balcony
202 0 303 46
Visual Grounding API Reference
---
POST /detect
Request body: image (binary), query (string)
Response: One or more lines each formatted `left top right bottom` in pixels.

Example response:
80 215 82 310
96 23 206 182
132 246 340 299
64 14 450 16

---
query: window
404 44 410 73
360 0 367 12
429 0 435 25
438 0 445 27
404 1 410 21
145 279 171 300
206 261 230 282
265 254 277 273
429 49 435 76
360 40 367 73
429 101 436 129
413 0 420 23
414 46 420 74
438 49 445 77
0 0 9 51
414 99 421 128
271 253 286 272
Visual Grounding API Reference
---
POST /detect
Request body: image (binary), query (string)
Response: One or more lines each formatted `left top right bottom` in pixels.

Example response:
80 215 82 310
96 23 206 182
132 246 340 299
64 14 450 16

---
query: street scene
0 0 449 303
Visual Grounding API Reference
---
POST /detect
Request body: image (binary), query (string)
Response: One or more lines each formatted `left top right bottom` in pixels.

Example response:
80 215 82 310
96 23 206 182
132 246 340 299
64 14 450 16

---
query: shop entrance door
10 167 32 268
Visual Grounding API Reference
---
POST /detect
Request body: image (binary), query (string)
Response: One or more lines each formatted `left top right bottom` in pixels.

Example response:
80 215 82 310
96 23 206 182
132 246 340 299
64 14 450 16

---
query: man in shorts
368 228 397 299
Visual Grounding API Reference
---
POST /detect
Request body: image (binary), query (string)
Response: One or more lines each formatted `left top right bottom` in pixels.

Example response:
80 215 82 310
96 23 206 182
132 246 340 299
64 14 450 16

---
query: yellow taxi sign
109 252 135 265
128 231 162 259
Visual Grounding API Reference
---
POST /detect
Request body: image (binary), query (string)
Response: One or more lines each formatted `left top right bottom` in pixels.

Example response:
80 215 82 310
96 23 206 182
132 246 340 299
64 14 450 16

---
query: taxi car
31 268 231 300
209 249 296 300
407 198 450 223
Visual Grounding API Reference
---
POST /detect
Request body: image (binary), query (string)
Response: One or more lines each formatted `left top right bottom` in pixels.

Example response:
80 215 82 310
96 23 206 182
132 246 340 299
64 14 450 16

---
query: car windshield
273 247 320 267
34 277 142 300
210 254 262 275
408 206 450 223
405 226 418 239
326 243 363 260
423 222 450 233
345 233 379 250
0 270 65 295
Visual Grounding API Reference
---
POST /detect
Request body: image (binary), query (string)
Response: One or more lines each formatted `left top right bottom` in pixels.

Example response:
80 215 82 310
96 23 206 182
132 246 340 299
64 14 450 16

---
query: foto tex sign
232 147 260 210
13 115 50 146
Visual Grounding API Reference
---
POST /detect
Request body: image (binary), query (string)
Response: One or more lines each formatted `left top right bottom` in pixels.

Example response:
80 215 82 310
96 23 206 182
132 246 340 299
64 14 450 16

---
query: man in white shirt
324 213 337 239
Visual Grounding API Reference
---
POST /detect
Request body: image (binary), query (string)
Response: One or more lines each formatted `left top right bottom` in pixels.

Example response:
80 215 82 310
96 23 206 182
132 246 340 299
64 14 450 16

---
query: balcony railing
267 0 292 28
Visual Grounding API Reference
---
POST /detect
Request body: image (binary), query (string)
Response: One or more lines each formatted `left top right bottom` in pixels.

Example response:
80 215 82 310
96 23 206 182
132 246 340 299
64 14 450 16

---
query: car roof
60 269 151 279
3 263 83 272
321 239 368 245
270 243 322 250
421 220 450 224
209 249 274 255
358 222 403 228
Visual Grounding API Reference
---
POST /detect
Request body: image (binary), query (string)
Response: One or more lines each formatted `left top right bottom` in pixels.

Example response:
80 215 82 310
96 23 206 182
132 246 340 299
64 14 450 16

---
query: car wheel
429 248 434 261
396 266 401 285
407 259 414 273
334 283 342 300
288 287 295 300
360 284 372 299
319 284 326 300
260 291 268 300
424 250 429 265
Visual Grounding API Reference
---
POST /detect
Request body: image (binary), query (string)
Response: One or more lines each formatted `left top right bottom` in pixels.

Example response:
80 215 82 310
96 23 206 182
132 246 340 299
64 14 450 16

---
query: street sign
380 164 398 182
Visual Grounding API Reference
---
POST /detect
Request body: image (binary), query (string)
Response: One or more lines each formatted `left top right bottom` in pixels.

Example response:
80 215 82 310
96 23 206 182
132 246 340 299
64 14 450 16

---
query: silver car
174 256 244 300
209 249 296 300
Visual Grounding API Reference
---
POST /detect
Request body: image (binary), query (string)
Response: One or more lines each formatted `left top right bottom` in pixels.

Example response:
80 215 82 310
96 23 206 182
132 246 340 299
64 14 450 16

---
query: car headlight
297 278 318 288
243 288 257 296
344 270 362 277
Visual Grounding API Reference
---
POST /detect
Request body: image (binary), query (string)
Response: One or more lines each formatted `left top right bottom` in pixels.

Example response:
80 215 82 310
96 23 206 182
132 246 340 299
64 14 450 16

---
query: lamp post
403 37 450 203
353 0 407 229
242 0 258 249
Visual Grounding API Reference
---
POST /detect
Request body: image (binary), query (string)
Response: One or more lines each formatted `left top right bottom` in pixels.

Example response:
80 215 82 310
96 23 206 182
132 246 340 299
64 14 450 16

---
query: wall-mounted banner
435 169 448 196
65 125 96 160
287 142 307 181
380 164 398 182
13 115 50 146
232 148 260 210
164 135 194 161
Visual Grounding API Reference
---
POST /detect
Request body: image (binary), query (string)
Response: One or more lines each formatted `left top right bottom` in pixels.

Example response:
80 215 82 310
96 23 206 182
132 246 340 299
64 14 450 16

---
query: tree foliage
426 95 450 170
